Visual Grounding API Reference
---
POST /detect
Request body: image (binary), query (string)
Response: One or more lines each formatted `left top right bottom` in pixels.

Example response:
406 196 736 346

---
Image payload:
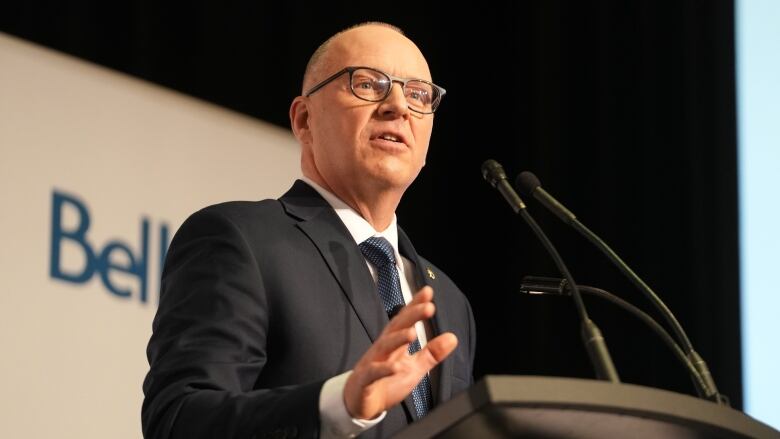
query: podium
393 376 780 438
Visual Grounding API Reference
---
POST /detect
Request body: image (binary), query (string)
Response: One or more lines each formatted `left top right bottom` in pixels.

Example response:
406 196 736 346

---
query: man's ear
290 97 312 145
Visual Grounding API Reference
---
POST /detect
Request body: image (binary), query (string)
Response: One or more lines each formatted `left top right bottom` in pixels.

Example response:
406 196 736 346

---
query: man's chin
367 170 419 193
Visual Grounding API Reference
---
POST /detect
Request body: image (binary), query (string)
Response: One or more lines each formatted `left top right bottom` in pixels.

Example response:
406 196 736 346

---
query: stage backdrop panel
0 32 300 438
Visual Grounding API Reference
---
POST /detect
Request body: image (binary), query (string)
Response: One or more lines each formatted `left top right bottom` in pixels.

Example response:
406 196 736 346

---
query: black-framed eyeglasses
304 66 446 114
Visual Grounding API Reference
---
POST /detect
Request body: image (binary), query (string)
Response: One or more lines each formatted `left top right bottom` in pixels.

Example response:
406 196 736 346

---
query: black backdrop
1 1 741 408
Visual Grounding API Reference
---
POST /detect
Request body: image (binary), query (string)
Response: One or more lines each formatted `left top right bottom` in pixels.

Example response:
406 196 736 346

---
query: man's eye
355 78 387 91
407 88 430 103
354 79 373 89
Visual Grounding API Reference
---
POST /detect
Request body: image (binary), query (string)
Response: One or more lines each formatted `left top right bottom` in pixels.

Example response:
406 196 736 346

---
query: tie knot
359 236 397 268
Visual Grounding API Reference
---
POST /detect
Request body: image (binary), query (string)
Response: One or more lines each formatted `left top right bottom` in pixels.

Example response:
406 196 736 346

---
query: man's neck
302 174 401 232
346 193 399 232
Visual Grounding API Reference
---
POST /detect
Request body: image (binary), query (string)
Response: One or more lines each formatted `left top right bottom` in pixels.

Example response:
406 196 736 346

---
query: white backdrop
0 33 300 438
737 0 780 430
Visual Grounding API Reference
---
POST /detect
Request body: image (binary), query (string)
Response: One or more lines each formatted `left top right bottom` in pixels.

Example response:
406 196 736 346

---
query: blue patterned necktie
358 236 433 418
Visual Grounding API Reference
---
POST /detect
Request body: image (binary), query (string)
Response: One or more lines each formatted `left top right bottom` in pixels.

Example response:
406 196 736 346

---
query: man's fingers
411 286 434 304
378 287 435 335
369 327 417 359
414 332 458 370
385 301 435 333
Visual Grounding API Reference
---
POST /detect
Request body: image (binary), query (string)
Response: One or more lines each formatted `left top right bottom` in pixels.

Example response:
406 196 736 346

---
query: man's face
300 26 435 197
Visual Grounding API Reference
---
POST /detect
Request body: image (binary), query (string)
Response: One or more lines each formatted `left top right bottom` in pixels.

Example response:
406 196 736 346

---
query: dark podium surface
393 376 780 439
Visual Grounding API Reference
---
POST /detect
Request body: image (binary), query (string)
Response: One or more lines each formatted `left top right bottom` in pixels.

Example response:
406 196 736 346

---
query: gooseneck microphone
481 160 620 383
520 275 709 398
515 171 727 404
481 159 526 212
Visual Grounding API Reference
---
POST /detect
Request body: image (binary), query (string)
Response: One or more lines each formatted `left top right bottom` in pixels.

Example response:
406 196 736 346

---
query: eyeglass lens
350 68 438 113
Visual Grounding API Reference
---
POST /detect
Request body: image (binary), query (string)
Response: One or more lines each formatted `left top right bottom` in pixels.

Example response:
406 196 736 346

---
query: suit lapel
280 181 388 344
397 228 454 409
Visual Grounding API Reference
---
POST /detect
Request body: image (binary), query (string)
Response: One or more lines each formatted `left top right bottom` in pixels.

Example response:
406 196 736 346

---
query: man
142 22 475 439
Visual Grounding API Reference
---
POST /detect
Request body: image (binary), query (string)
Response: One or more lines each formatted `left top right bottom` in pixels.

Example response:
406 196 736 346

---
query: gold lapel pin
426 267 436 280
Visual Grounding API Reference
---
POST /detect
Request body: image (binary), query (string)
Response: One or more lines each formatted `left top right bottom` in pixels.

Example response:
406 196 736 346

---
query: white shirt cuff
319 370 387 438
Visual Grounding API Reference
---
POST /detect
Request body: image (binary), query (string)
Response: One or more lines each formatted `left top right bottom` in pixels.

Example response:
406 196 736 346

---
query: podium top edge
472 375 777 437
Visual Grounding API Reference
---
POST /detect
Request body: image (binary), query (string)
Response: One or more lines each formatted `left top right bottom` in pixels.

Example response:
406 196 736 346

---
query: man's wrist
319 371 386 438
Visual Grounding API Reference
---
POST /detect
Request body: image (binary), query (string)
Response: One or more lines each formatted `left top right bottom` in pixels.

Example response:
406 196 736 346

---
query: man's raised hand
343 286 458 420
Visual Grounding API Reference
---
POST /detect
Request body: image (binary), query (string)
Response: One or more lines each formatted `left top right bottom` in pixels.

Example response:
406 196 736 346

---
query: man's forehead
325 27 431 79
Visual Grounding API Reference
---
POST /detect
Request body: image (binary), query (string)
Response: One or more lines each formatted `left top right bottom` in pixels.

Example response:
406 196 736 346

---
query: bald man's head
301 22 407 94
288 21 436 217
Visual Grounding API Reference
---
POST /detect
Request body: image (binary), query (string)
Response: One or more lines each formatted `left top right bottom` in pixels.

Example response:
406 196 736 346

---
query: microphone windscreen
481 159 507 188
515 171 542 196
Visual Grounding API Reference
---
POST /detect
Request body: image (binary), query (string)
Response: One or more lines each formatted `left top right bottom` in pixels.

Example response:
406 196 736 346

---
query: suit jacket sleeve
142 207 320 439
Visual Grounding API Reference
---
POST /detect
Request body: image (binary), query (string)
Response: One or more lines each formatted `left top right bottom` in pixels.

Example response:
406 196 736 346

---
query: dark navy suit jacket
142 180 476 439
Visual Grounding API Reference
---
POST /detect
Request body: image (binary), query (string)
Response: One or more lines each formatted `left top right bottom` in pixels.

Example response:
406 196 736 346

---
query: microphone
515 172 576 225
515 171 727 404
520 276 709 398
481 160 620 382
481 159 526 212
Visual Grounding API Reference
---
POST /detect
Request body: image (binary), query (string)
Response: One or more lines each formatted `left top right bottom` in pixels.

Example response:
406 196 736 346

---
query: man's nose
377 82 410 118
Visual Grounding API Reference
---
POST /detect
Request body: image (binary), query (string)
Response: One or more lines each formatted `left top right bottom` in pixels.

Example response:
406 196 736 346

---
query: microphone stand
515 171 728 404
520 276 709 398
482 160 620 382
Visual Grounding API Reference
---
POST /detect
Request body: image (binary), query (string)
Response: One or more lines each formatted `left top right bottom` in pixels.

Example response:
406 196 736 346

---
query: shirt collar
301 177 400 259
